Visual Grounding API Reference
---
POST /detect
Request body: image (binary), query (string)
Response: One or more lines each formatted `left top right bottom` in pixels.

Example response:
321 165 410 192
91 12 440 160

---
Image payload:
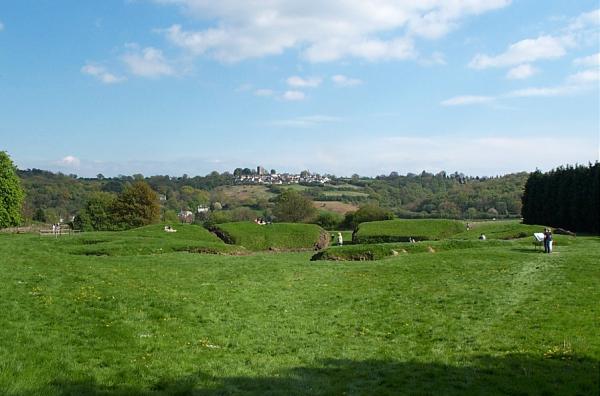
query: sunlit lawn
0 231 598 395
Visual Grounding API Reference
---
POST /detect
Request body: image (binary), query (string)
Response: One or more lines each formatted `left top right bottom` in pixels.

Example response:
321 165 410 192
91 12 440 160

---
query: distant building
178 210 194 223
197 205 209 213
257 166 266 175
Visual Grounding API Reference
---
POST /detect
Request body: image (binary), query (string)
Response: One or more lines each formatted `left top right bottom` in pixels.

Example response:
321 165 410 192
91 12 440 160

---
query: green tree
0 152 25 228
314 211 343 230
162 209 179 223
465 207 478 219
76 192 117 231
112 181 160 228
273 190 316 222
342 204 393 230
33 207 47 223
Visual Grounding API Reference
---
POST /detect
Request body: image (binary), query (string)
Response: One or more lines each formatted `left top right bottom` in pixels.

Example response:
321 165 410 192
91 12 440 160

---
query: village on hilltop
234 166 331 185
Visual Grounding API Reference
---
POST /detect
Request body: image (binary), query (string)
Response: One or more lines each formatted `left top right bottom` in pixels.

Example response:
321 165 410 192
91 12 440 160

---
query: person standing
546 228 553 254
337 232 343 246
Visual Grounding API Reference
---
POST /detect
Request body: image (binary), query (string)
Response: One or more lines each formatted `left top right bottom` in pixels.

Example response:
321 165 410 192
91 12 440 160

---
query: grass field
214 222 324 251
0 223 598 395
354 219 466 243
313 201 358 215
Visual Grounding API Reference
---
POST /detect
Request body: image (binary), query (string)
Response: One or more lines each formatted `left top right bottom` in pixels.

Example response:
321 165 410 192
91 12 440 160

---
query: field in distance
0 220 598 395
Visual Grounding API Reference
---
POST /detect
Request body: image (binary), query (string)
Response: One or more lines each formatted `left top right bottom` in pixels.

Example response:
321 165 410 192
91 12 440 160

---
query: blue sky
1 0 598 177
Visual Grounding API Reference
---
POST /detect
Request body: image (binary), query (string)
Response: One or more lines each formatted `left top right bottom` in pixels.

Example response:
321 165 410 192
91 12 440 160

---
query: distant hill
16 168 529 224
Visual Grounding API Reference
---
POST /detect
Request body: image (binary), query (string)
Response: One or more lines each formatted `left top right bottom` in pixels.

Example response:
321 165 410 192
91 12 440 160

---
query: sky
0 0 599 177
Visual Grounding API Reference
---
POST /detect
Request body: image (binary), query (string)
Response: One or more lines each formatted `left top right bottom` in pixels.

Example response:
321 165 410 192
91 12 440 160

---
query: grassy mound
312 239 511 261
215 222 325 251
454 220 549 240
354 219 465 244
124 223 224 242
68 223 242 256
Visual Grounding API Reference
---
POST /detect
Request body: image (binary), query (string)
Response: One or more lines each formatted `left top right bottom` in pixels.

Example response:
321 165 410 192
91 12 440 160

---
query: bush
74 192 117 231
76 181 160 231
273 190 316 223
314 211 343 230
341 204 394 230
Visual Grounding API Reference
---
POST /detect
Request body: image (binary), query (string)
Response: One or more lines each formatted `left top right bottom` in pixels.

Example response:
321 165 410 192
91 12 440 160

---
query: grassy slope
354 219 465 243
0 232 598 395
216 222 324 251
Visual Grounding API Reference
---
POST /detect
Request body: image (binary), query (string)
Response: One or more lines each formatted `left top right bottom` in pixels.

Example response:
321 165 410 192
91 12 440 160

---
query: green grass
329 230 353 245
455 219 549 240
215 222 325 251
67 224 242 256
354 219 466 243
312 235 576 261
0 228 598 395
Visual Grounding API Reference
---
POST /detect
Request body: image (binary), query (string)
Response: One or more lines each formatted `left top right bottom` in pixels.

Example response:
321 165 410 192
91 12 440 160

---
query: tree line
522 163 600 233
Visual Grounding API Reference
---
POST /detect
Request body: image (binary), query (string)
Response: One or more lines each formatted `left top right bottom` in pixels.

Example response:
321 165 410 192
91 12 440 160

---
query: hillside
16 169 529 226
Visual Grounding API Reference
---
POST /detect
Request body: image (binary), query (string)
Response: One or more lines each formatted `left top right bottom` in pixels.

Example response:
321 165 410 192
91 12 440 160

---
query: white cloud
573 52 600 68
282 90 306 101
506 64 538 80
331 74 363 87
441 95 495 106
302 37 416 62
568 8 600 32
506 86 578 98
122 45 174 78
58 156 81 168
469 35 569 69
254 88 274 97
81 63 126 84
286 76 322 88
155 0 511 63
567 69 600 85
469 8 599 70
446 66 598 103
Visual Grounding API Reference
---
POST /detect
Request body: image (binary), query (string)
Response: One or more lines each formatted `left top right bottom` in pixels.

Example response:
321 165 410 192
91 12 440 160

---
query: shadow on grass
8 354 599 396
